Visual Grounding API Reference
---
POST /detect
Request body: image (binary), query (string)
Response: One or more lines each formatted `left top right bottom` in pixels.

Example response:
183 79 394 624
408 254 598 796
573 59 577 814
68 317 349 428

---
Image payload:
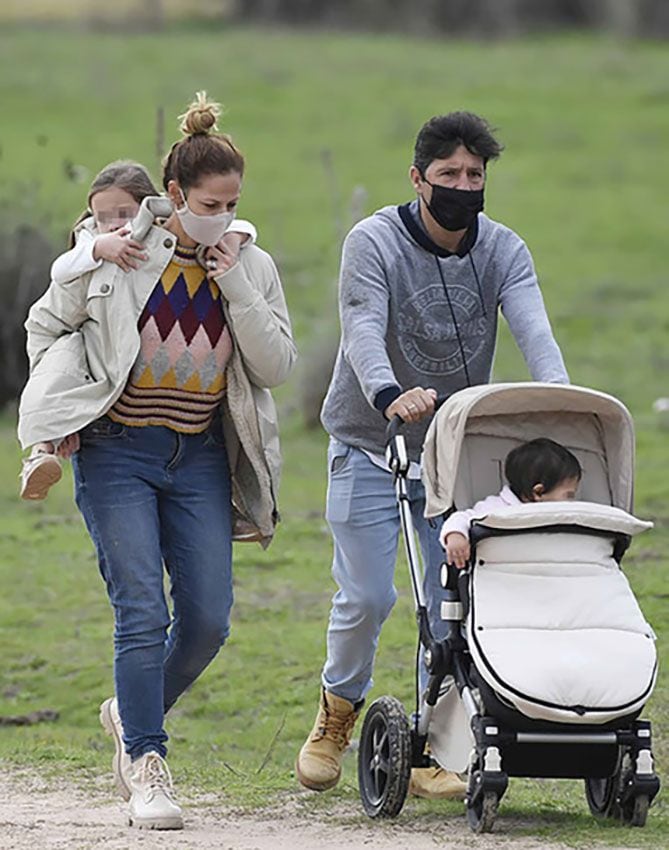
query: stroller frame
357 414 660 833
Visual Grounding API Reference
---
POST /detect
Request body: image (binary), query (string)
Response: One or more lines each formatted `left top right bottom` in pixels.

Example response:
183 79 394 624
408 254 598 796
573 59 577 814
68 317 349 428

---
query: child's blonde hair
68 160 159 247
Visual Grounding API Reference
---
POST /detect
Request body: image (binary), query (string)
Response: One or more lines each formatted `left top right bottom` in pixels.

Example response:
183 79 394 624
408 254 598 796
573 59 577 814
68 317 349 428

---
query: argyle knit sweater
109 244 232 433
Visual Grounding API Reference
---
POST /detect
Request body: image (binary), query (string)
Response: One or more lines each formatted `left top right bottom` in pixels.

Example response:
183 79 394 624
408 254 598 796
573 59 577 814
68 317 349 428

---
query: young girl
19 159 258 500
440 437 582 568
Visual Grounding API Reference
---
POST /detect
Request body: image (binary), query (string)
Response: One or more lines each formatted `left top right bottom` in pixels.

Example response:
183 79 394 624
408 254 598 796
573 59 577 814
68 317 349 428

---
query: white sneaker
99 697 132 801
20 452 62 500
128 751 183 830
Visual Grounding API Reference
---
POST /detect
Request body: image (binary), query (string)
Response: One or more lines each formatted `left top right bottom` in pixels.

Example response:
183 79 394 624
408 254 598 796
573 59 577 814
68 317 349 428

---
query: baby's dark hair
505 438 582 502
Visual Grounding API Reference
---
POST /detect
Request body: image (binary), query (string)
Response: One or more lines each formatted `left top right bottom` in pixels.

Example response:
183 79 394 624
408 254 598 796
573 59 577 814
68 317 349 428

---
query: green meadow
0 24 667 846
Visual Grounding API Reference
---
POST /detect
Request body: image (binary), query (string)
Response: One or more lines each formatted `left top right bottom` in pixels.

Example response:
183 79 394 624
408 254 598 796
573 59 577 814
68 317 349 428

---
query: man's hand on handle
384 387 437 424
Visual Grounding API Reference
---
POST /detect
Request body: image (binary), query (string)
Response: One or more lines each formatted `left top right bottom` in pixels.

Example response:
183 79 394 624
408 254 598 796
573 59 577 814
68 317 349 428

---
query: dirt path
1 769 643 850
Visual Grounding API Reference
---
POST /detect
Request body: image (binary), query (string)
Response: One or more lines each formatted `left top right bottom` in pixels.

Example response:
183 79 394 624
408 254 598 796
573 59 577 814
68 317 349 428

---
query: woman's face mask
175 189 235 246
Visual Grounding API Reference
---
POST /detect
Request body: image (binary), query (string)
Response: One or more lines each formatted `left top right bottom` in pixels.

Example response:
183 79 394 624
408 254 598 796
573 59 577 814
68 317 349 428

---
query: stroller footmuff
357 383 660 833
469 504 656 727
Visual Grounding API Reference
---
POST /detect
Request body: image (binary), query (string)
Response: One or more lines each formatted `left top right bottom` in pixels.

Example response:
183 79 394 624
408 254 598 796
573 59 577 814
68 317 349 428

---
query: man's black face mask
421 177 484 232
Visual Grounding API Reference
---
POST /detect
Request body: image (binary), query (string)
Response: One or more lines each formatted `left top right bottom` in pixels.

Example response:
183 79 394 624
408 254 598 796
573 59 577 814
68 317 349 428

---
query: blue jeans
322 439 446 704
72 417 233 761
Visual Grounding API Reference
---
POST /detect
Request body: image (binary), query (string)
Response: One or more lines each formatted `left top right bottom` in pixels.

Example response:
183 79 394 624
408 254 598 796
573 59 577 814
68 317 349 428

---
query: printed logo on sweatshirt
397 284 486 375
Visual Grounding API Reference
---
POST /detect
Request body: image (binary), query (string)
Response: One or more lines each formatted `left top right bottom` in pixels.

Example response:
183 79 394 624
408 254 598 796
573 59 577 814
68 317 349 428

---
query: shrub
0 220 58 409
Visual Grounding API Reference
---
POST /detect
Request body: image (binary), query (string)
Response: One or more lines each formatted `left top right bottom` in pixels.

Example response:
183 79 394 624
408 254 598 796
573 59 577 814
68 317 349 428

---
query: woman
22 92 296 830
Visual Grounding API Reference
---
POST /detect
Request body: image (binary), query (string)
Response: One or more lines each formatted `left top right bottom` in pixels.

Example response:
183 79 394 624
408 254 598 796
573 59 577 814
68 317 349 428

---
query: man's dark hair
504 438 582 502
413 112 503 174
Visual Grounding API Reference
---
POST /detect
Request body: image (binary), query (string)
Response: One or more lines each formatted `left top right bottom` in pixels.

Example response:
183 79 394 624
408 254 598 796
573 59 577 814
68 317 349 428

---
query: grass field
0 24 668 846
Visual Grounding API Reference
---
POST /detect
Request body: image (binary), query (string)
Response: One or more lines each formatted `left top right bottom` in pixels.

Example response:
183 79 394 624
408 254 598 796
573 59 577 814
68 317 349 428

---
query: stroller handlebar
384 395 449 478
384 394 449 443
385 414 406 443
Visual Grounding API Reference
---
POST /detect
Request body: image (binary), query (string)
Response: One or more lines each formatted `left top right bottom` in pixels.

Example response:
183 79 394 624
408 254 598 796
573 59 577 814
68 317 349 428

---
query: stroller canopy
422 383 635 517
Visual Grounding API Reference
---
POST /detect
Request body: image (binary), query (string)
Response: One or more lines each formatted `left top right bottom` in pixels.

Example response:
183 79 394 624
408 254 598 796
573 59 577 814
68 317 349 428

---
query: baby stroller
357 382 660 833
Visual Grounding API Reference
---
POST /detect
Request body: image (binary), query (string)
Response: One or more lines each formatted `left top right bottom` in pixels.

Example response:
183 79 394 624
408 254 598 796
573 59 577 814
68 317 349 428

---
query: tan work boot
296 689 361 791
408 765 468 800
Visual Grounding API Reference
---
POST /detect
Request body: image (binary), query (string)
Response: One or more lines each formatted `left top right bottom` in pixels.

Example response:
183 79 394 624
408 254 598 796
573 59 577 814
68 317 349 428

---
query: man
296 112 568 798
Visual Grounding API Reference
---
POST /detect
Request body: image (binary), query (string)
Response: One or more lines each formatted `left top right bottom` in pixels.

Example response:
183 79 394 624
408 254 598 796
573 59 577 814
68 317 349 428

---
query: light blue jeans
72 416 233 761
322 438 446 704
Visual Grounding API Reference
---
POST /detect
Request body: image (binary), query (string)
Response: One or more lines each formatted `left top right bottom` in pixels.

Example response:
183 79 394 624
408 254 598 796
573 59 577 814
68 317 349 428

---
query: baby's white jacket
439 485 521 547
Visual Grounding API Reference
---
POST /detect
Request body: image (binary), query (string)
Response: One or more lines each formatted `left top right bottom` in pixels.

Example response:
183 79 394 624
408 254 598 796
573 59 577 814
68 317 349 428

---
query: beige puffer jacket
19 222 297 546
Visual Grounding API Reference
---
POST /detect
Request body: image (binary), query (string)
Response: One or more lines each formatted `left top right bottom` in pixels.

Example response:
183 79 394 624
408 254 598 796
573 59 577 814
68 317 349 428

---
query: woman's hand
93 229 147 273
384 387 437 423
204 232 245 279
444 531 470 569
55 433 80 459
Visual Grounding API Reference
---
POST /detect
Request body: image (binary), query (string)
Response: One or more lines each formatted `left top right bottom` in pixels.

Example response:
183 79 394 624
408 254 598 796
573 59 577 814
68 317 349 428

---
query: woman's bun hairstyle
162 92 244 192
179 91 221 137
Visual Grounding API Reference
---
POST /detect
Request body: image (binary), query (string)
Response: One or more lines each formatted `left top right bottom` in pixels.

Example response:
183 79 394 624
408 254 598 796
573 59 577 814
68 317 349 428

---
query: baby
440 437 582 568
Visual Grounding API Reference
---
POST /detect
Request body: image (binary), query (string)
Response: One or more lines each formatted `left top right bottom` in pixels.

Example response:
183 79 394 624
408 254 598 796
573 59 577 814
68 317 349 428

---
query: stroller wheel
357 696 411 818
465 751 505 833
584 774 619 818
466 790 498 833
621 793 649 827
618 751 652 827
585 749 655 827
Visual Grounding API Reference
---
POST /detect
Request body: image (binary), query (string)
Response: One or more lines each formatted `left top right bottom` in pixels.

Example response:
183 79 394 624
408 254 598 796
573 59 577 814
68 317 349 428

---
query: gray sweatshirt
321 201 569 460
